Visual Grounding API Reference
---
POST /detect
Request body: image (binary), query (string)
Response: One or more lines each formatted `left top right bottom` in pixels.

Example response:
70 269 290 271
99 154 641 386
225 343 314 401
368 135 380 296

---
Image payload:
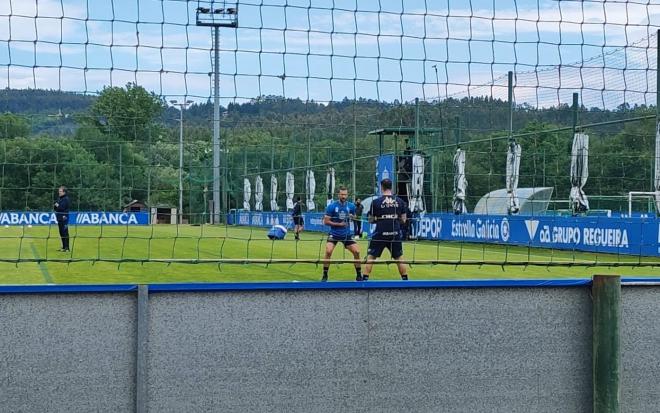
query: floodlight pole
171 100 192 225
179 107 184 223
572 92 579 134
651 30 660 216
196 5 238 224
432 64 441 212
508 71 514 139
352 110 356 199
213 26 221 224
119 144 123 209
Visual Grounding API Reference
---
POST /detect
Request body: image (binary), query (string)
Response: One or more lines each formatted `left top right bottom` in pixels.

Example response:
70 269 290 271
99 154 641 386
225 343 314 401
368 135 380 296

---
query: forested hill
0 88 651 137
0 85 655 213
0 89 94 115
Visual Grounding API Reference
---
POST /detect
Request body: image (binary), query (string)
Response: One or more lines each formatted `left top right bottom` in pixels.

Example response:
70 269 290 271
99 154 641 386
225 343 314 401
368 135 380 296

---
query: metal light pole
196 4 238 224
432 65 441 212
170 99 193 224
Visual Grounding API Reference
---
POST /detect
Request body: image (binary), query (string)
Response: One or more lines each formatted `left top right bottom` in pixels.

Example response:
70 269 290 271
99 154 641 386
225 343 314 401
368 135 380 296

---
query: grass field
1 224 659 285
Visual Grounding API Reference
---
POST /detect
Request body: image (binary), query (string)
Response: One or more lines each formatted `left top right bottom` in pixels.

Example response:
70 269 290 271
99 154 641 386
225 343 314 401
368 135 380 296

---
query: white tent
569 132 589 213
326 167 335 206
452 149 468 214
286 172 294 210
410 154 425 212
306 169 316 211
243 178 252 211
655 123 660 214
270 174 279 211
506 141 521 214
254 175 264 211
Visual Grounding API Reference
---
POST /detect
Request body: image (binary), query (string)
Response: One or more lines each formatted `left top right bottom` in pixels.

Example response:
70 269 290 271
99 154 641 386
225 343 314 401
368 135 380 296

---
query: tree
0 137 112 210
85 82 164 142
0 113 30 139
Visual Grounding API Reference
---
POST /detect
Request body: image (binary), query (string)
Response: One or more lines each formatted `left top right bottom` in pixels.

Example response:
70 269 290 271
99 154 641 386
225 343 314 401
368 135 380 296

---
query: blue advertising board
375 154 395 196
408 213 659 257
0 211 150 226
229 210 660 258
228 211 332 233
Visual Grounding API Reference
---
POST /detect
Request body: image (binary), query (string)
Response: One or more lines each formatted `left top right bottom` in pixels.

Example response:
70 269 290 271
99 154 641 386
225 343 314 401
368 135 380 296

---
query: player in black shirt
363 179 409 281
291 196 304 240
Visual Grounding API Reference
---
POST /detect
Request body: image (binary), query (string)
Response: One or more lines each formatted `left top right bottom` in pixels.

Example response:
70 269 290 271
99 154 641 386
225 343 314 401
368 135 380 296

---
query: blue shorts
327 235 356 247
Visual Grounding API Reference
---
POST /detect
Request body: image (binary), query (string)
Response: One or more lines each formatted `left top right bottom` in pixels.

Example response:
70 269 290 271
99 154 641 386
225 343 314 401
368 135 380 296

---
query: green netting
0 0 659 279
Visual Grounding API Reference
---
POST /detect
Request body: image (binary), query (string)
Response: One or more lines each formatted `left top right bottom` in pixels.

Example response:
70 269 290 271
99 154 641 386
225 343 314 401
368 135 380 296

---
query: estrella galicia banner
411 213 659 257
229 210 660 258
0 211 149 226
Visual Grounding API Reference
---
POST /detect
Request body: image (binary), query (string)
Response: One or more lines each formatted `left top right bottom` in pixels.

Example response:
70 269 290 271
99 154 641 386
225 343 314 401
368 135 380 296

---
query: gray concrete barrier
0 280 657 412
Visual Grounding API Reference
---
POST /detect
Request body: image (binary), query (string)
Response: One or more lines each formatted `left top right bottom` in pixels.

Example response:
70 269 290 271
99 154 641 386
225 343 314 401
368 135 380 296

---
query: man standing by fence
354 197 364 239
54 185 70 252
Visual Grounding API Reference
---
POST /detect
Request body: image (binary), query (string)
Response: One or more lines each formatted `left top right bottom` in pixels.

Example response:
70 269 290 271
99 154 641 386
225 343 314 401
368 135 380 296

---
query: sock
323 267 329 277
401 274 408 280
355 267 362 277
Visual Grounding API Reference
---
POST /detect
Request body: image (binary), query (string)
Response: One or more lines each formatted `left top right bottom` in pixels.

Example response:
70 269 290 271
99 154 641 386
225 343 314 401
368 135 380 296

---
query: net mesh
1 0 660 281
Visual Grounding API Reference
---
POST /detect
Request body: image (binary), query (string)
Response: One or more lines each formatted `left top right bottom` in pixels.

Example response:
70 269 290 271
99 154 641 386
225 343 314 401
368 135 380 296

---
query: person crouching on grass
322 186 362 282
362 178 409 281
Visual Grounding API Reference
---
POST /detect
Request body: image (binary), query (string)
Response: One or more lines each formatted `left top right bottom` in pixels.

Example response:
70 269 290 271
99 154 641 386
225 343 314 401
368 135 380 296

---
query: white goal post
628 192 658 216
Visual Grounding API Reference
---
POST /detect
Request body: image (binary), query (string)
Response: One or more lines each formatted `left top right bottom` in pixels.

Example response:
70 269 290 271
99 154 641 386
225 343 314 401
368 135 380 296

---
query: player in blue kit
363 178 409 281
322 186 362 282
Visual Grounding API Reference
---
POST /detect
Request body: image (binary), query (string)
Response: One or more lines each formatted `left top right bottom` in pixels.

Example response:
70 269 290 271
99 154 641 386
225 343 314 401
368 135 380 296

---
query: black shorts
293 216 304 226
367 239 403 259
327 235 356 247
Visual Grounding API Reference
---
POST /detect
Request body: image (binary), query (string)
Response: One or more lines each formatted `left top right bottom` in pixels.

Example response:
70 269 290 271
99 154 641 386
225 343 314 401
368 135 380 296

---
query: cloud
1 0 658 107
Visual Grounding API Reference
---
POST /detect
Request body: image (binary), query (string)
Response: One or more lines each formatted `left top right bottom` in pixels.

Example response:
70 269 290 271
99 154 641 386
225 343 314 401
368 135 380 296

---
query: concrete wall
0 293 135 412
147 288 592 413
622 287 660 412
0 282 658 412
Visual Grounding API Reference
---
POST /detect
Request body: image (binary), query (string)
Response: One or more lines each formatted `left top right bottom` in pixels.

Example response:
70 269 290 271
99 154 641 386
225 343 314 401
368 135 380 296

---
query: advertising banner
229 210 660 257
410 213 657 257
376 155 394 196
0 211 149 226
229 211 330 233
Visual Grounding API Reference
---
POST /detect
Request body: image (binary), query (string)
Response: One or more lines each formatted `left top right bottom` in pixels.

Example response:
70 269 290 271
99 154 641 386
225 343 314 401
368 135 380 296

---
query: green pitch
0 225 658 285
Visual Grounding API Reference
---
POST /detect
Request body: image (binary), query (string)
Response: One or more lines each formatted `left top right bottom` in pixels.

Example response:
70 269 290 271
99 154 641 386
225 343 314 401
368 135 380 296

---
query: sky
1 0 659 108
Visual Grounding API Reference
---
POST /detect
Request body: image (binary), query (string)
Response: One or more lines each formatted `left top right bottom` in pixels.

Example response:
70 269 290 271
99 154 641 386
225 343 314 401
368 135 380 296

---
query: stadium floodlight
196 3 238 224
196 4 238 26
170 99 193 224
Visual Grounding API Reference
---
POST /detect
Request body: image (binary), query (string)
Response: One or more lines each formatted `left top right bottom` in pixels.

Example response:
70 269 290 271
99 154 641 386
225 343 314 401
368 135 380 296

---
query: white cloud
1 0 659 106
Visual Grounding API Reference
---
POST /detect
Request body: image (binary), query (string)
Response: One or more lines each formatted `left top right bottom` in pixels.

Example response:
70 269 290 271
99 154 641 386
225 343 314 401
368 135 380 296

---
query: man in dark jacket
354 198 364 238
291 196 304 240
54 186 70 252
